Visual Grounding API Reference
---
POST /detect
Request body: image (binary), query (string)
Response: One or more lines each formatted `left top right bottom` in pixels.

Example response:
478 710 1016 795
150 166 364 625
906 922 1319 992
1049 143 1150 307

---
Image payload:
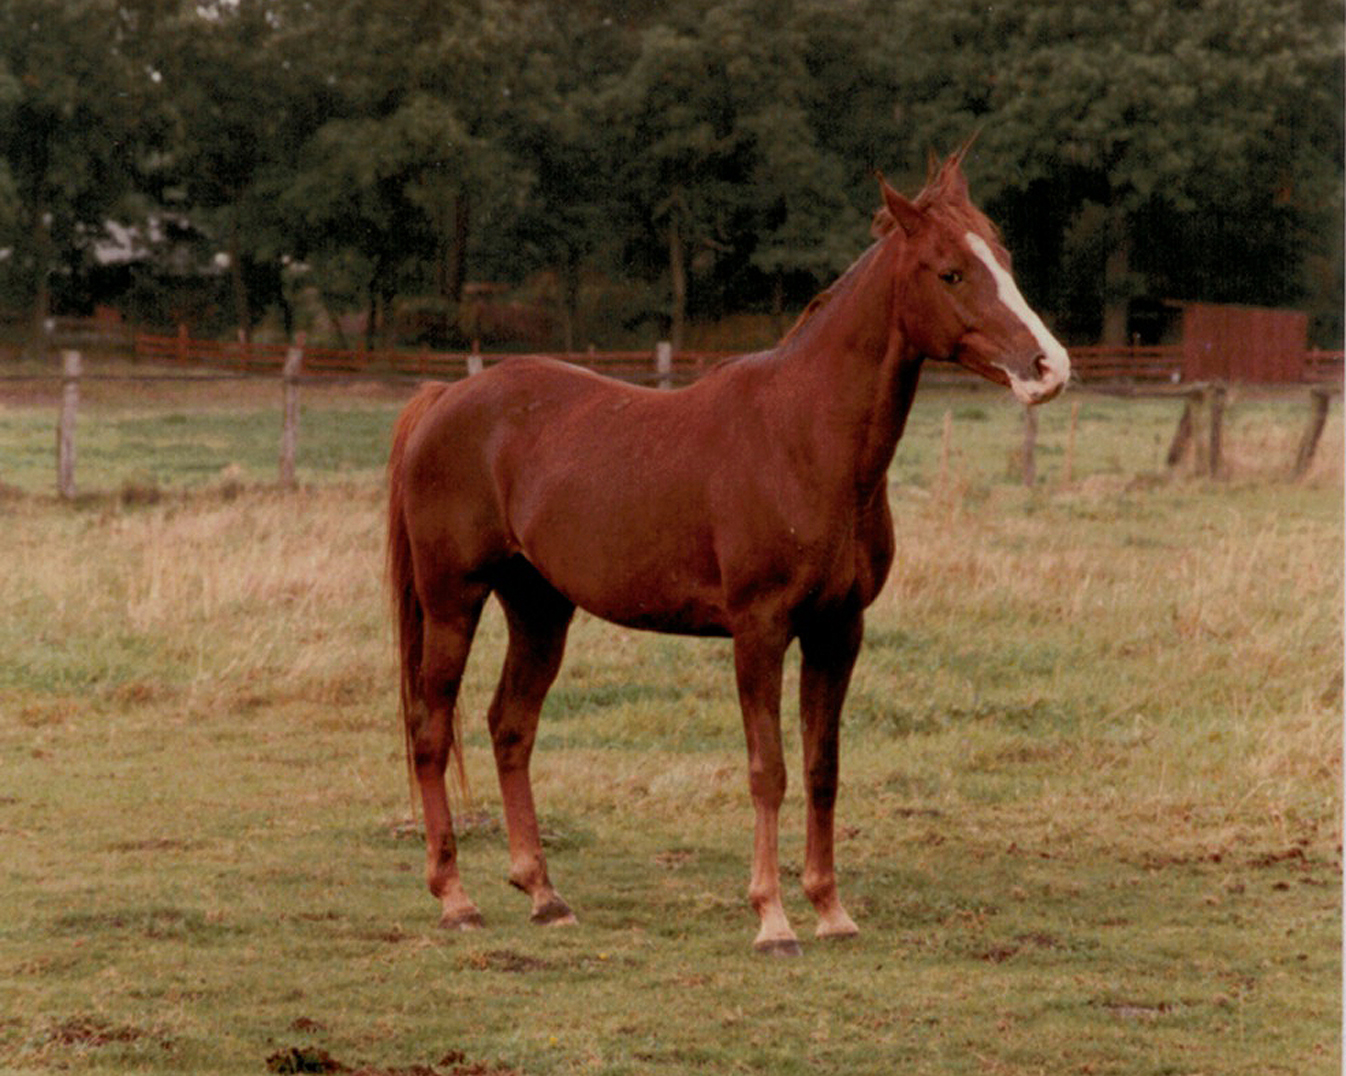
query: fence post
938 409 953 488
467 339 483 377
655 340 672 390
1166 386 1202 470
57 350 81 500
1021 405 1038 487
1063 399 1079 485
1292 386 1332 479
1207 384 1226 479
280 337 303 489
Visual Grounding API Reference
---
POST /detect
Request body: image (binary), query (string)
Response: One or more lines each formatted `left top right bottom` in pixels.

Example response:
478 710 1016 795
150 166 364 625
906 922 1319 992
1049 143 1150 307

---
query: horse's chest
772 510 888 619
845 502 896 607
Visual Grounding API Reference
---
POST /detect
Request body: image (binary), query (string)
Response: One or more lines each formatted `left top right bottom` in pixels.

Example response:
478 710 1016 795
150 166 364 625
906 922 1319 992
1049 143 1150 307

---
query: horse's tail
386 382 466 822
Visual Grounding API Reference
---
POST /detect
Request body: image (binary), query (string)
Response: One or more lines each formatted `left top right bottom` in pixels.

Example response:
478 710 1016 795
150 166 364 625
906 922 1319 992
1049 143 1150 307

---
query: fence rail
1067 345 1185 384
17 339 1340 500
130 331 1345 388
1304 349 1346 384
133 332 724 387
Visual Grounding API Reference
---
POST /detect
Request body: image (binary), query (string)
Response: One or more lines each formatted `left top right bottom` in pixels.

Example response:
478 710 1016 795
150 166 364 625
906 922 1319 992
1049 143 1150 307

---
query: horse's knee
801 865 836 903
747 758 787 805
805 770 838 813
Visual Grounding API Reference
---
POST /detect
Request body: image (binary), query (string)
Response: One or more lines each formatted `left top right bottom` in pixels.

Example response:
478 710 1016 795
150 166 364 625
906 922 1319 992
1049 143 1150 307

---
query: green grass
3 360 1341 495
0 369 1341 1074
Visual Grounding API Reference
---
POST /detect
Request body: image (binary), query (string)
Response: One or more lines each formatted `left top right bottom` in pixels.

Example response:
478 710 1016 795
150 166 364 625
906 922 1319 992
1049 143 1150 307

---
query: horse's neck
765 246 920 498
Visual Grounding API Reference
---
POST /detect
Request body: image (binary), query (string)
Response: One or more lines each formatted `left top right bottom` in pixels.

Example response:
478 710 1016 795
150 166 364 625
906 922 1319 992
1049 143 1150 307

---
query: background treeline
1 0 1341 352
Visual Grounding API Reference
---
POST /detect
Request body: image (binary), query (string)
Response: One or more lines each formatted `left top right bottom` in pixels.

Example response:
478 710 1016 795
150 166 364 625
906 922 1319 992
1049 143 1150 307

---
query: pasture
1 370 1341 1075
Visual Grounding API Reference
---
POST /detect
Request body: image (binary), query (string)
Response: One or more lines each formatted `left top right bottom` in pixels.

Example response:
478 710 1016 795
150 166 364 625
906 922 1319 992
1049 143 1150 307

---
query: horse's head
873 154 1070 405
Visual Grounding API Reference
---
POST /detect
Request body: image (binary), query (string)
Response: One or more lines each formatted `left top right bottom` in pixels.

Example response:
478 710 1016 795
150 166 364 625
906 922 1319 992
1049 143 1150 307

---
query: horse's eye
939 269 963 285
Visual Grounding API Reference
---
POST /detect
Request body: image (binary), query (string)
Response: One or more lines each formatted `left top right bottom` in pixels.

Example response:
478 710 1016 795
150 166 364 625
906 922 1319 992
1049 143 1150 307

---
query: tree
603 1 871 346
896 0 1344 341
278 0 577 345
1 0 1338 349
150 0 324 340
282 94 484 346
0 0 162 344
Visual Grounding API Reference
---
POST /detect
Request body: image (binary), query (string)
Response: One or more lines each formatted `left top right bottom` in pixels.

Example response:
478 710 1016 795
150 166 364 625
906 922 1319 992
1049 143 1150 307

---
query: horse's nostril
1032 354 1049 380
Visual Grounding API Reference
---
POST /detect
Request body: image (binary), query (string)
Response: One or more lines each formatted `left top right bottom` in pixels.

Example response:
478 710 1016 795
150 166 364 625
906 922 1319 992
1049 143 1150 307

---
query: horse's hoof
817 922 860 941
439 909 485 931
753 937 803 957
530 896 577 926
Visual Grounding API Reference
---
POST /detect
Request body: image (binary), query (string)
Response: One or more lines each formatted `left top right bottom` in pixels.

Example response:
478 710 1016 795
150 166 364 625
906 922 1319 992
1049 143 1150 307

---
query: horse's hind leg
414 596 487 929
487 561 576 925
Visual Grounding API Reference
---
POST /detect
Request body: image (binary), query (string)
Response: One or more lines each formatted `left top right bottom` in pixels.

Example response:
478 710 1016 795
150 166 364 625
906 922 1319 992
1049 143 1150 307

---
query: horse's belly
520 524 731 637
593 595 733 638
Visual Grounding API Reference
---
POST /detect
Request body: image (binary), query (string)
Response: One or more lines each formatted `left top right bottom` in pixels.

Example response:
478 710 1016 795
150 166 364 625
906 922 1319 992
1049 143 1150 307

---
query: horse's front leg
798 610 864 939
732 626 798 955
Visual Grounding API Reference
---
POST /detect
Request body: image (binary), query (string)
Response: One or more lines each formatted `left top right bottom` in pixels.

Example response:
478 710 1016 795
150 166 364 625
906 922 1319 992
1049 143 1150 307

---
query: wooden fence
132 330 1345 389
1066 345 1184 384
20 335 1342 499
133 330 719 388
1304 349 1346 384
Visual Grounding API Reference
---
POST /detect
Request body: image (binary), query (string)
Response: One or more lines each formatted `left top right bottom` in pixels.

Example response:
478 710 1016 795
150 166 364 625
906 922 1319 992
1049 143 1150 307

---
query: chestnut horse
386 151 1069 955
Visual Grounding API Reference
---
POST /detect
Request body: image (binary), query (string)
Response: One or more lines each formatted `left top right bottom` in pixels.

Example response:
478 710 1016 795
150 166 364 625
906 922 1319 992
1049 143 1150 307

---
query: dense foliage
1 0 1341 347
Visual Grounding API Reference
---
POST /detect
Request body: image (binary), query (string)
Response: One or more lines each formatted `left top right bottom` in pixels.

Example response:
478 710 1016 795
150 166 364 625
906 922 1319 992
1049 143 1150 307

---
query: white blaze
965 232 1071 403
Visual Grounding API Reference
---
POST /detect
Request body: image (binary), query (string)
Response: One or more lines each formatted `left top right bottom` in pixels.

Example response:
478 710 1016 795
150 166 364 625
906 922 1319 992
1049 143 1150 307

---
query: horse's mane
780 146 998 348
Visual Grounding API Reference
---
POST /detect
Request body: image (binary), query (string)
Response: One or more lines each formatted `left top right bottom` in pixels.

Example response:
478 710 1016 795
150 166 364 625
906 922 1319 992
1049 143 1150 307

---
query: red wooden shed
1177 302 1309 383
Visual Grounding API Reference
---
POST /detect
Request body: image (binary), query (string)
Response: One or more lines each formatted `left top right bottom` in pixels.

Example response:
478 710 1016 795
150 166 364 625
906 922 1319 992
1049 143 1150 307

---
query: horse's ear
873 173 924 238
935 133 979 201
934 156 970 202
925 148 942 184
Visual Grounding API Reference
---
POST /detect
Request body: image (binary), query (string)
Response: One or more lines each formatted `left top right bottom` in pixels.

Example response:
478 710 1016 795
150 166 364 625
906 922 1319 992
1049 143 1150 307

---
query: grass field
1 366 1341 1075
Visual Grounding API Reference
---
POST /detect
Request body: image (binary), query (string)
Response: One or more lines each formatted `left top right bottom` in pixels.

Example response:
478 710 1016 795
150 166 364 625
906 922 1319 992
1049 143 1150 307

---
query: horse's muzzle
1006 350 1070 406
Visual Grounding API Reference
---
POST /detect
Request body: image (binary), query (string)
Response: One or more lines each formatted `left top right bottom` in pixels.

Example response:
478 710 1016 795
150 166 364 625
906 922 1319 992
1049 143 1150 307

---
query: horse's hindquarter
398 359 721 633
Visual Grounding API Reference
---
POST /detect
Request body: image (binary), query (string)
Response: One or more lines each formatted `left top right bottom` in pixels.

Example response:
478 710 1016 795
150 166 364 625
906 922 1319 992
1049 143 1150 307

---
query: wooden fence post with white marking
57 350 81 501
655 341 673 389
280 337 303 489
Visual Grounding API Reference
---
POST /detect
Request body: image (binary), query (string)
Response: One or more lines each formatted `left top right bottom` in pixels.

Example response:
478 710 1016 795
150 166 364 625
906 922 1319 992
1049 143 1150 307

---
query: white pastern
965 232 1070 402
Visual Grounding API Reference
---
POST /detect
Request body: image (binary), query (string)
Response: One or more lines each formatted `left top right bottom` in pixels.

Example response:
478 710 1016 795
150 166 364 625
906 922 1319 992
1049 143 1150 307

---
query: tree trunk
366 275 378 351
1102 212 1131 346
561 249 581 353
668 209 686 352
229 212 251 344
440 191 469 305
29 204 52 355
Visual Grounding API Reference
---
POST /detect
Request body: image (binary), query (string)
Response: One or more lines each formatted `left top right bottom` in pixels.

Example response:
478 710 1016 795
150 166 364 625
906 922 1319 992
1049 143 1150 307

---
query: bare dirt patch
264 1045 521 1076
43 1015 174 1052
107 837 200 853
461 949 550 973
